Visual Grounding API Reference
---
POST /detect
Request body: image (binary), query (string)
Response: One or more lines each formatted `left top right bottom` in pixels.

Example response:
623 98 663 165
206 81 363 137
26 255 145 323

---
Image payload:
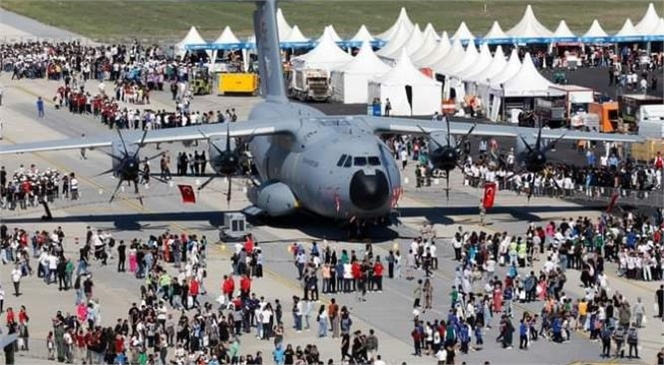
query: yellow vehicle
217 73 259 95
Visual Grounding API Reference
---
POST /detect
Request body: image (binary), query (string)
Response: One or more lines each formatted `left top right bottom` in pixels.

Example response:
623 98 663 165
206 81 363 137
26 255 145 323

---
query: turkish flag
483 182 497 209
178 184 196 204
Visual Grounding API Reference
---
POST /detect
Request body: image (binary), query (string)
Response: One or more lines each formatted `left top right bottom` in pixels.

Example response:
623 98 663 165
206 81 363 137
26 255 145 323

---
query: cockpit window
354 157 367 166
337 155 347 167
343 155 352 168
368 156 380 166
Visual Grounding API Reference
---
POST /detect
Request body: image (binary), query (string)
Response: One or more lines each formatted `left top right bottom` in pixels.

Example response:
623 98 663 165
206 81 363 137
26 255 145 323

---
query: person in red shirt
373 258 385 292
18 306 29 325
244 235 254 254
222 275 235 301
189 278 200 309
351 262 361 292
114 333 124 354
6 307 15 327
240 275 252 299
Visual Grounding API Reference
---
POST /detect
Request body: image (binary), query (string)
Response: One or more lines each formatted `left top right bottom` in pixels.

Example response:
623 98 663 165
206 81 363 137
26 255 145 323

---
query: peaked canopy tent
197 26 251 51
645 18 664 41
507 4 554 44
376 7 414 42
291 31 352 71
276 8 293 39
345 25 381 48
330 41 392 104
317 25 343 44
477 48 521 119
451 21 475 44
377 23 424 61
280 25 312 49
611 18 645 42
410 23 440 57
464 45 507 95
429 39 465 76
176 26 207 56
368 49 442 116
449 43 493 103
488 52 565 121
375 21 415 60
443 42 479 77
635 3 661 34
412 31 450 68
481 21 511 45
551 20 578 43
581 19 610 43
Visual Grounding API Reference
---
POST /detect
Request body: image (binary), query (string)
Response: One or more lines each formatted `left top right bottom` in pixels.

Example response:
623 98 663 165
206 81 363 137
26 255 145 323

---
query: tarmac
0 12 663 365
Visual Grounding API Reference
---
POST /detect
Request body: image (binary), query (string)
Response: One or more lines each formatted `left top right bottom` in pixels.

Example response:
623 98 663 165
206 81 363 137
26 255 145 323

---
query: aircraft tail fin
254 0 288 103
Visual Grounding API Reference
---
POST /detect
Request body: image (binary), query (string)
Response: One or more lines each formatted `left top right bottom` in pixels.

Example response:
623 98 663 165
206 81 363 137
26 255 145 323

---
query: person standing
0 285 4 312
384 98 391 117
413 279 423 308
655 285 664 318
626 326 639 359
387 251 395 279
117 240 126 272
36 97 45 118
11 265 22 296
479 199 486 226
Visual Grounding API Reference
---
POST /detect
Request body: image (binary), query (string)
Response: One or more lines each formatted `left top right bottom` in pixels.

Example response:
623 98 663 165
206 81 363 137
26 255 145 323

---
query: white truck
289 68 331 102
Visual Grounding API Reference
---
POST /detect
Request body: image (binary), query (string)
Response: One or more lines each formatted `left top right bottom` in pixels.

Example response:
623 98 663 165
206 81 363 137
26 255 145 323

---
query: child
474 324 484 346
47 331 55 360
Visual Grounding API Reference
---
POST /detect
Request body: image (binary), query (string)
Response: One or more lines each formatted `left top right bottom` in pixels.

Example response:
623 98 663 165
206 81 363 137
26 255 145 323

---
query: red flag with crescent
178 184 196 204
483 182 497 209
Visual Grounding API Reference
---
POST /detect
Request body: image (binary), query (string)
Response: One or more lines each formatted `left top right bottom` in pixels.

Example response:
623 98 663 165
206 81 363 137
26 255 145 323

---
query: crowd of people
0 164 80 211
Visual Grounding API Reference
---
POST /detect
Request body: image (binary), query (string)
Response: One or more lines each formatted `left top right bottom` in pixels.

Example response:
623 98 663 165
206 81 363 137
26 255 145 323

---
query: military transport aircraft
0 0 642 228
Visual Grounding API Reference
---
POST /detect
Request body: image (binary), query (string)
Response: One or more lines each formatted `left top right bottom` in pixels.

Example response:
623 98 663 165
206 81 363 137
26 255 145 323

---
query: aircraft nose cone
349 170 389 211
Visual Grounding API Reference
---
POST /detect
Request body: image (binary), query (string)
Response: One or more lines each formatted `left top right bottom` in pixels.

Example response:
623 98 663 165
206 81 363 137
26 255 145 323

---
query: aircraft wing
0 118 296 155
362 116 644 143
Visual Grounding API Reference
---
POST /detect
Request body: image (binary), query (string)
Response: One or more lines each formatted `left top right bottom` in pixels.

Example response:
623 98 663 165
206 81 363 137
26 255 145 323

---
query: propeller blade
132 128 149 159
108 179 124 204
543 133 566 153
116 128 129 157
100 150 123 162
198 176 216 191
444 115 452 145
445 172 450 201
94 167 116 177
226 176 232 207
535 119 543 151
457 124 477 156
225 123 232 153
134 180 143 206
417 126 444 149
198 129 225 155
518 135 535 153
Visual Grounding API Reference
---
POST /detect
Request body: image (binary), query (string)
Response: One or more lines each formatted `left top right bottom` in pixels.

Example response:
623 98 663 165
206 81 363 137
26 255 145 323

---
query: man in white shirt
11 265 22 296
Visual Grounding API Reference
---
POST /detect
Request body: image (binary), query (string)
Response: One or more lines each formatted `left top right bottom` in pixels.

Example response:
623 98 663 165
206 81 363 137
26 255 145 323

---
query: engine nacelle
428 132 458 171
248 181 298 217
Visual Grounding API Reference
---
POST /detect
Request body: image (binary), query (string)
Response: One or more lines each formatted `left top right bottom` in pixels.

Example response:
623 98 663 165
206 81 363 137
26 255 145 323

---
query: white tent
444 42 479 77
456 43 492 81
175 26 206 56
377 7 414 42
507 4 553 40
281 25 310 46
452 21 475 41
375 22 417 59
614 19 640 38
430 39 467 75
413 31 450 68
652 18 664 36
552 20 577 41
331 42 392 103
483 21 510 43
317 25 343 43
291 30 351 71
379 24 425 60
276 8 293 39
368 49 442 116
349 25 375 45
465 45 506 95
583 19 609 40
212 26 241 46
493 52 559 97
410 23 439 57
487 49 522 88
636 3 661 34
